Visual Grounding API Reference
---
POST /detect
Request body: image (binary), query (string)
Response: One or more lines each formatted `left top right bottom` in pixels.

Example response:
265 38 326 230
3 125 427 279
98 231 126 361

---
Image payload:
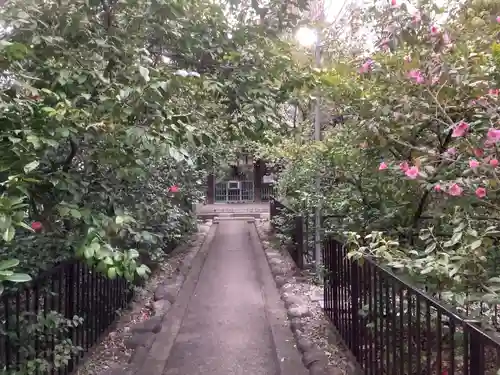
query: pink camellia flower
445 147 457 156
408 69 424 84
451 121 469 137
476 187 487 198
434 184 442 192
469 159 480 169
490 158 499 167
399 161 409 172
489 88 499 96
391 0 397 5
379 162 388 170
31 221 43 233
496 15 500 23
359 59 373 74
443 33 451 44
359 63 370 73
405 166 419 179
430 25 439 34
487 128 500 143
168 185 179 193
473 148 484 158
448 183 463 196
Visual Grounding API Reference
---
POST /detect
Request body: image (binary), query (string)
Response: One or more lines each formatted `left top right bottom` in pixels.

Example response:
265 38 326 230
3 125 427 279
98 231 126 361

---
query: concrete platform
196 203 270 219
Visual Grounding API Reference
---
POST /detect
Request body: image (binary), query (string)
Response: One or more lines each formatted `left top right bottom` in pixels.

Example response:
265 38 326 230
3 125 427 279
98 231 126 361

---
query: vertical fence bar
269 198 276 230
469 328 485 375
350 260 360 359
4 293 11 371
15 291 20 368
294 215 304 269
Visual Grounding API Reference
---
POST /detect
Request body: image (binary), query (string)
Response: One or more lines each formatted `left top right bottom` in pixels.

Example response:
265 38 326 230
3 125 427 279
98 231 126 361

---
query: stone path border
254 220 344 375
247 221 309 375
117 221 217 375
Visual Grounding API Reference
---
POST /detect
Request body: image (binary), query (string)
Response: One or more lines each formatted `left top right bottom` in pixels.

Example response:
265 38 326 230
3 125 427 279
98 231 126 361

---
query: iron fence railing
0 260 133 375
269 198 304 269
260 185 275 202
323 237 500 375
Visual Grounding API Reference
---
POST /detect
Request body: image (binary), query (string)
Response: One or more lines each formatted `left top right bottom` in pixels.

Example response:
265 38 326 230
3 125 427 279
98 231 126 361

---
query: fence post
295 215 304 269
469 327 485 375
66 263 76 372
269 198 275 230
350 260 360 358
330 240 339 326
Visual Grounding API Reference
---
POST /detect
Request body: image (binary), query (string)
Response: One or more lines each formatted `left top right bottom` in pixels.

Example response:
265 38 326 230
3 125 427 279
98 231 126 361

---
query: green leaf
424 242 437 254
26 135 40 148
470 240 482 250
453 222 465 233
0 215 12 230
83 246 95 259
135 264 150 277
127 249 139 259
139 66 150 82
5 273 32 283
23 160 39 173
0 259 20 270
17 11 30 19
70 209 82 219
3 226 15 242
58 206 70 216
107 267 117 279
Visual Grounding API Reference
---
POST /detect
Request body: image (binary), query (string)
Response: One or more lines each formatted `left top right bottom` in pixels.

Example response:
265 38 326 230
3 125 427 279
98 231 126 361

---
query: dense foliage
264 0 500 311
0 0 308 292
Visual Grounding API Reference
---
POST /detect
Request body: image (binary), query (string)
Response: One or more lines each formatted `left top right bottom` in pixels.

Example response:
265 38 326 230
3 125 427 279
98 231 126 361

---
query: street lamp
296 26 322 274
295 27 317 48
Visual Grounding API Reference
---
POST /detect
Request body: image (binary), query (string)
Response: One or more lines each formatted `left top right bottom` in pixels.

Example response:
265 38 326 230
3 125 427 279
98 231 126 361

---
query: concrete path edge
254 222 334 375
248 223 309 375
124 223 219 375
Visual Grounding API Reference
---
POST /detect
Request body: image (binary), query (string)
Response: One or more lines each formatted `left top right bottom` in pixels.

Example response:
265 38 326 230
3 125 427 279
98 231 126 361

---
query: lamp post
313 32 322 274
295 26 322 273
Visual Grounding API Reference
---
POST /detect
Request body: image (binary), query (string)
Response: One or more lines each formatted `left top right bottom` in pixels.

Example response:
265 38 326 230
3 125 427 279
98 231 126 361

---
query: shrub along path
126 220 308 375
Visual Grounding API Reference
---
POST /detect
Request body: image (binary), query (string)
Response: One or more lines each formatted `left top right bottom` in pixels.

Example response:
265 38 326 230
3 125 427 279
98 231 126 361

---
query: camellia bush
263 0 500 311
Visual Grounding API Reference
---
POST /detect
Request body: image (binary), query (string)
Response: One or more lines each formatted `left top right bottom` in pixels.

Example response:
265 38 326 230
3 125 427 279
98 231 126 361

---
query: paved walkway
154 220 306 375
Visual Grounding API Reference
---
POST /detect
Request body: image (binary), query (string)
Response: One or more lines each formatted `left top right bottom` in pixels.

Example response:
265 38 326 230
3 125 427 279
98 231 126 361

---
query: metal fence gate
214 180 255 202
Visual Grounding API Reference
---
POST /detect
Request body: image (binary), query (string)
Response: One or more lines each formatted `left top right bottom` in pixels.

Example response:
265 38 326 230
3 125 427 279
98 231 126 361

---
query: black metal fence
269 198 304 269
0 260 133 375
323 237 500 375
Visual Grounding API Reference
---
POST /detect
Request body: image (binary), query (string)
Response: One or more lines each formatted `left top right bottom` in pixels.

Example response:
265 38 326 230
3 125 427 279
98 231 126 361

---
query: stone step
197 212 267 219
213 216 256 223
